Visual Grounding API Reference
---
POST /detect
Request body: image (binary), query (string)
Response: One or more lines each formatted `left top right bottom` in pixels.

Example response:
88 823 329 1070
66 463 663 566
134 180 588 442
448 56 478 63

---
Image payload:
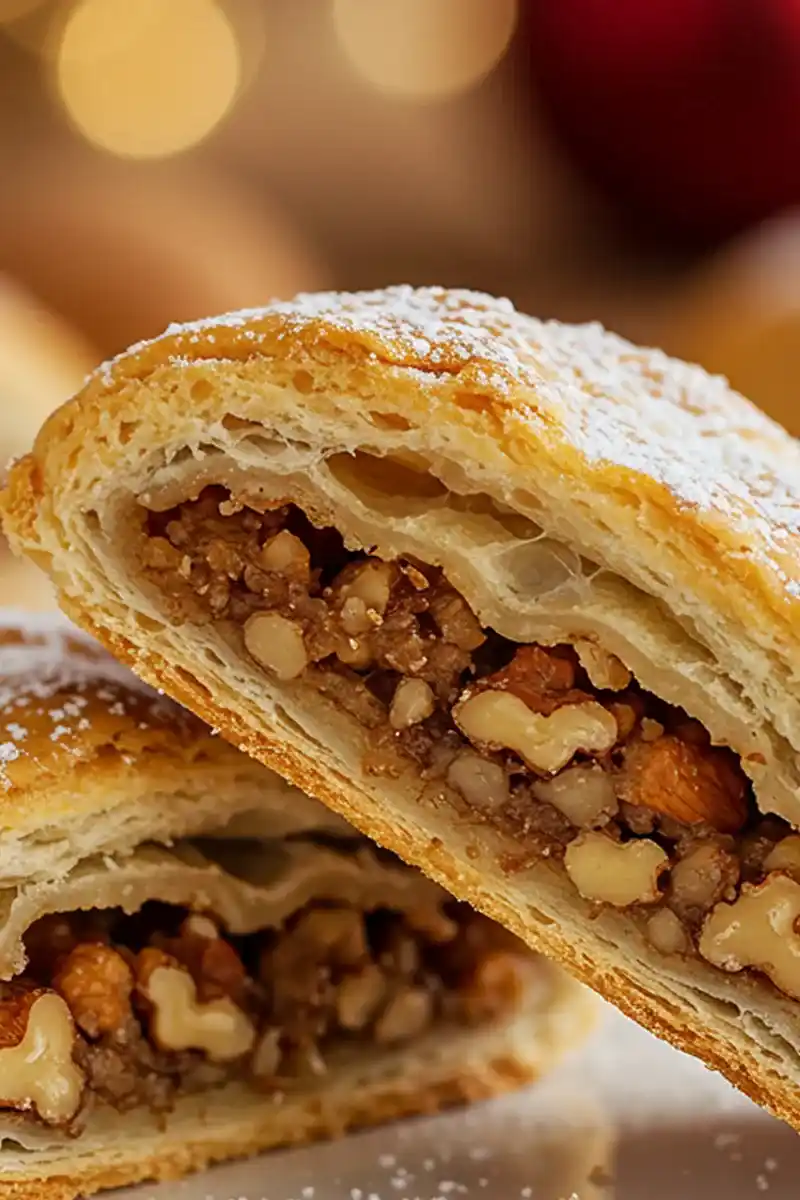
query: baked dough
4 285 799 1124
0 614 589 1200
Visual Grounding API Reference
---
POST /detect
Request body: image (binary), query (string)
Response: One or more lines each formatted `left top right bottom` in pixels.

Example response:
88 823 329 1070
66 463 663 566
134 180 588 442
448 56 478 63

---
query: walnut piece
764 835 800 879
53 943 133 1038
259 531 311 581
454 691 617 774
574 640 632 691
142 963 256 1062
533 765 618 828
564 832 669 906
336 965 387 1031
390 678 435 730
244 612 308 680
669 842 739 923
646 908 690 956
0 991 84 1124
374 988 433 1044
699 874 800 1001
447 751 510 810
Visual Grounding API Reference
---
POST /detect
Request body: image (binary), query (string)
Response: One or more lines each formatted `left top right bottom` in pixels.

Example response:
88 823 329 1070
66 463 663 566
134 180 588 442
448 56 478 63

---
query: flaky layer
0 984 592 1200
4 288 800 1127
0 614 348 884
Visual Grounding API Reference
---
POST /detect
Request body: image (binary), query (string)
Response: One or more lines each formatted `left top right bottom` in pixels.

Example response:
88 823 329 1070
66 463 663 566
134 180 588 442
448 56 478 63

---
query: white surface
113 1002 799 1200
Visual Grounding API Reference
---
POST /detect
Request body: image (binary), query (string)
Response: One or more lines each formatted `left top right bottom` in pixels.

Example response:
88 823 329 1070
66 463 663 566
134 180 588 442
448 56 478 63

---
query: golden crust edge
0 1041 543 1200
38 594 800 1138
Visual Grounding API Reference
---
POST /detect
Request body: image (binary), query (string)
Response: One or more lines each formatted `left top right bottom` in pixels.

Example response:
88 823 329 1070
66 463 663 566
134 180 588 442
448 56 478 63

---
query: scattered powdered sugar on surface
90 287 800 572
0 610 182 791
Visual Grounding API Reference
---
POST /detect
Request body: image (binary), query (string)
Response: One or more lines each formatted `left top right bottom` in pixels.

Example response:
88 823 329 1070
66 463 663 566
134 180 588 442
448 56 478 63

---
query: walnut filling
2 888 527 1132
138 489 800 1005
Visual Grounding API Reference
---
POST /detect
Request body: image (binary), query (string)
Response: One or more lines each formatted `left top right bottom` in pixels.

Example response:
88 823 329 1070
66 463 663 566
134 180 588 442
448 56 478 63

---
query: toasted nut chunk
640 718 665 743
339 561 394 615
336 965 387 1030
428 591 485 652
390 678 435 730
669 842 739 923
462 952 527 1021
292 907 368 966
244 612 308 680
143 965 256 1061
447 751 509 810
181 914 220 941
574 640 632 691
565 832 669 906
374 988 433 1044
646 908 690 956
619 735 748 834
699 874 800 1001
454 692 617 774
259 531 311 580
0 991 84 1124
764 835 800 879
53 943 133 1038
251 1027 282 1077
533 765 618 828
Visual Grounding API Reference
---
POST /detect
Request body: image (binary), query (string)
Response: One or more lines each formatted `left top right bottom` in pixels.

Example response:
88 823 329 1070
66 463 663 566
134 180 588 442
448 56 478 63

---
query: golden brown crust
4 286 800 1128
0 989 591 1200
45 597 800 1136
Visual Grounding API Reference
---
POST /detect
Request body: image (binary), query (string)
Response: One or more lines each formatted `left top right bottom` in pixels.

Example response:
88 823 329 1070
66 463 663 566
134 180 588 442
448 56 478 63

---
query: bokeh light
332 0 518 100
55 0 241 159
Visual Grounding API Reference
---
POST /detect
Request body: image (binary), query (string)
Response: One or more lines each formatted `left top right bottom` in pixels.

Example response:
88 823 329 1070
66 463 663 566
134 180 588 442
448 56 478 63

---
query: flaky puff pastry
0 613 591 1200
3 286 800 1124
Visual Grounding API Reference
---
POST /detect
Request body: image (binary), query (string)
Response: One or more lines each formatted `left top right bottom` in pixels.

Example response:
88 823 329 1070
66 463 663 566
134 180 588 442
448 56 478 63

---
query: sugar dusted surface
82 285 800 621
0 610 189 792
112 1006 800 1200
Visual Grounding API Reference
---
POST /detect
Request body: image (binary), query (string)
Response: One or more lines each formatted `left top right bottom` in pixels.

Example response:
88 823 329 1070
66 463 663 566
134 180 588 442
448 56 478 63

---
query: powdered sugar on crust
76 285 800 622
0 612 194 793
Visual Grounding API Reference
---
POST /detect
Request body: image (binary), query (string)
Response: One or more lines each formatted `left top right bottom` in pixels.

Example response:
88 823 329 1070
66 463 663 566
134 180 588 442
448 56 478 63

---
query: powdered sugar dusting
0 611 187 792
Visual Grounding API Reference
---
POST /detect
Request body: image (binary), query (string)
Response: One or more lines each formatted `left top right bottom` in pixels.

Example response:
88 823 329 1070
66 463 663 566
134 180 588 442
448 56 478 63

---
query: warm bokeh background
2 0 800 608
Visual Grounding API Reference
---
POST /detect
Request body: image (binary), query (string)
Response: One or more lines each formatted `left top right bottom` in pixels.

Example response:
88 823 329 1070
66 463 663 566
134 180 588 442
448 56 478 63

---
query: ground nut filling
2 889 526 1132
141 491 799 1005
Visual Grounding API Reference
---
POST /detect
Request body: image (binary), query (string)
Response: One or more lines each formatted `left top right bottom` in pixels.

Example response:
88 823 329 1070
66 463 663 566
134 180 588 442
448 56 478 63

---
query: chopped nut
619 735 748 834
461 952 527 1021
259 531 311 581
478 645 585 714
291 908 367 968
669 842 740 924
336 965 387 1030
0 991 85 1124
764 835 800 880
53 943 133 1038
428 591 485 652
699 874 800 1001
640 718 665 742
574 640 632 691
139 958 256 1062
251 1027 282 1077
454 691 618 774
374 988 433 1044
390 678 435 730
243 612 308 680
447 751 510 810
181 914 220 941
564 832 669 906
533 765 618 828
646 908 690 956
337 561 394 615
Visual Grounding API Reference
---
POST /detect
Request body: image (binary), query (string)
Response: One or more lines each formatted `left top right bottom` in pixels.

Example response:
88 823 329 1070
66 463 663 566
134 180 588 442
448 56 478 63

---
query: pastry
5 286 799 1123
0 614 588 1199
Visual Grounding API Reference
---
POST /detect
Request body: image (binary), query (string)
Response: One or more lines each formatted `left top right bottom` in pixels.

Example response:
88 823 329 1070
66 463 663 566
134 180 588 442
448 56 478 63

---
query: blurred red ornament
520 0 800 243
